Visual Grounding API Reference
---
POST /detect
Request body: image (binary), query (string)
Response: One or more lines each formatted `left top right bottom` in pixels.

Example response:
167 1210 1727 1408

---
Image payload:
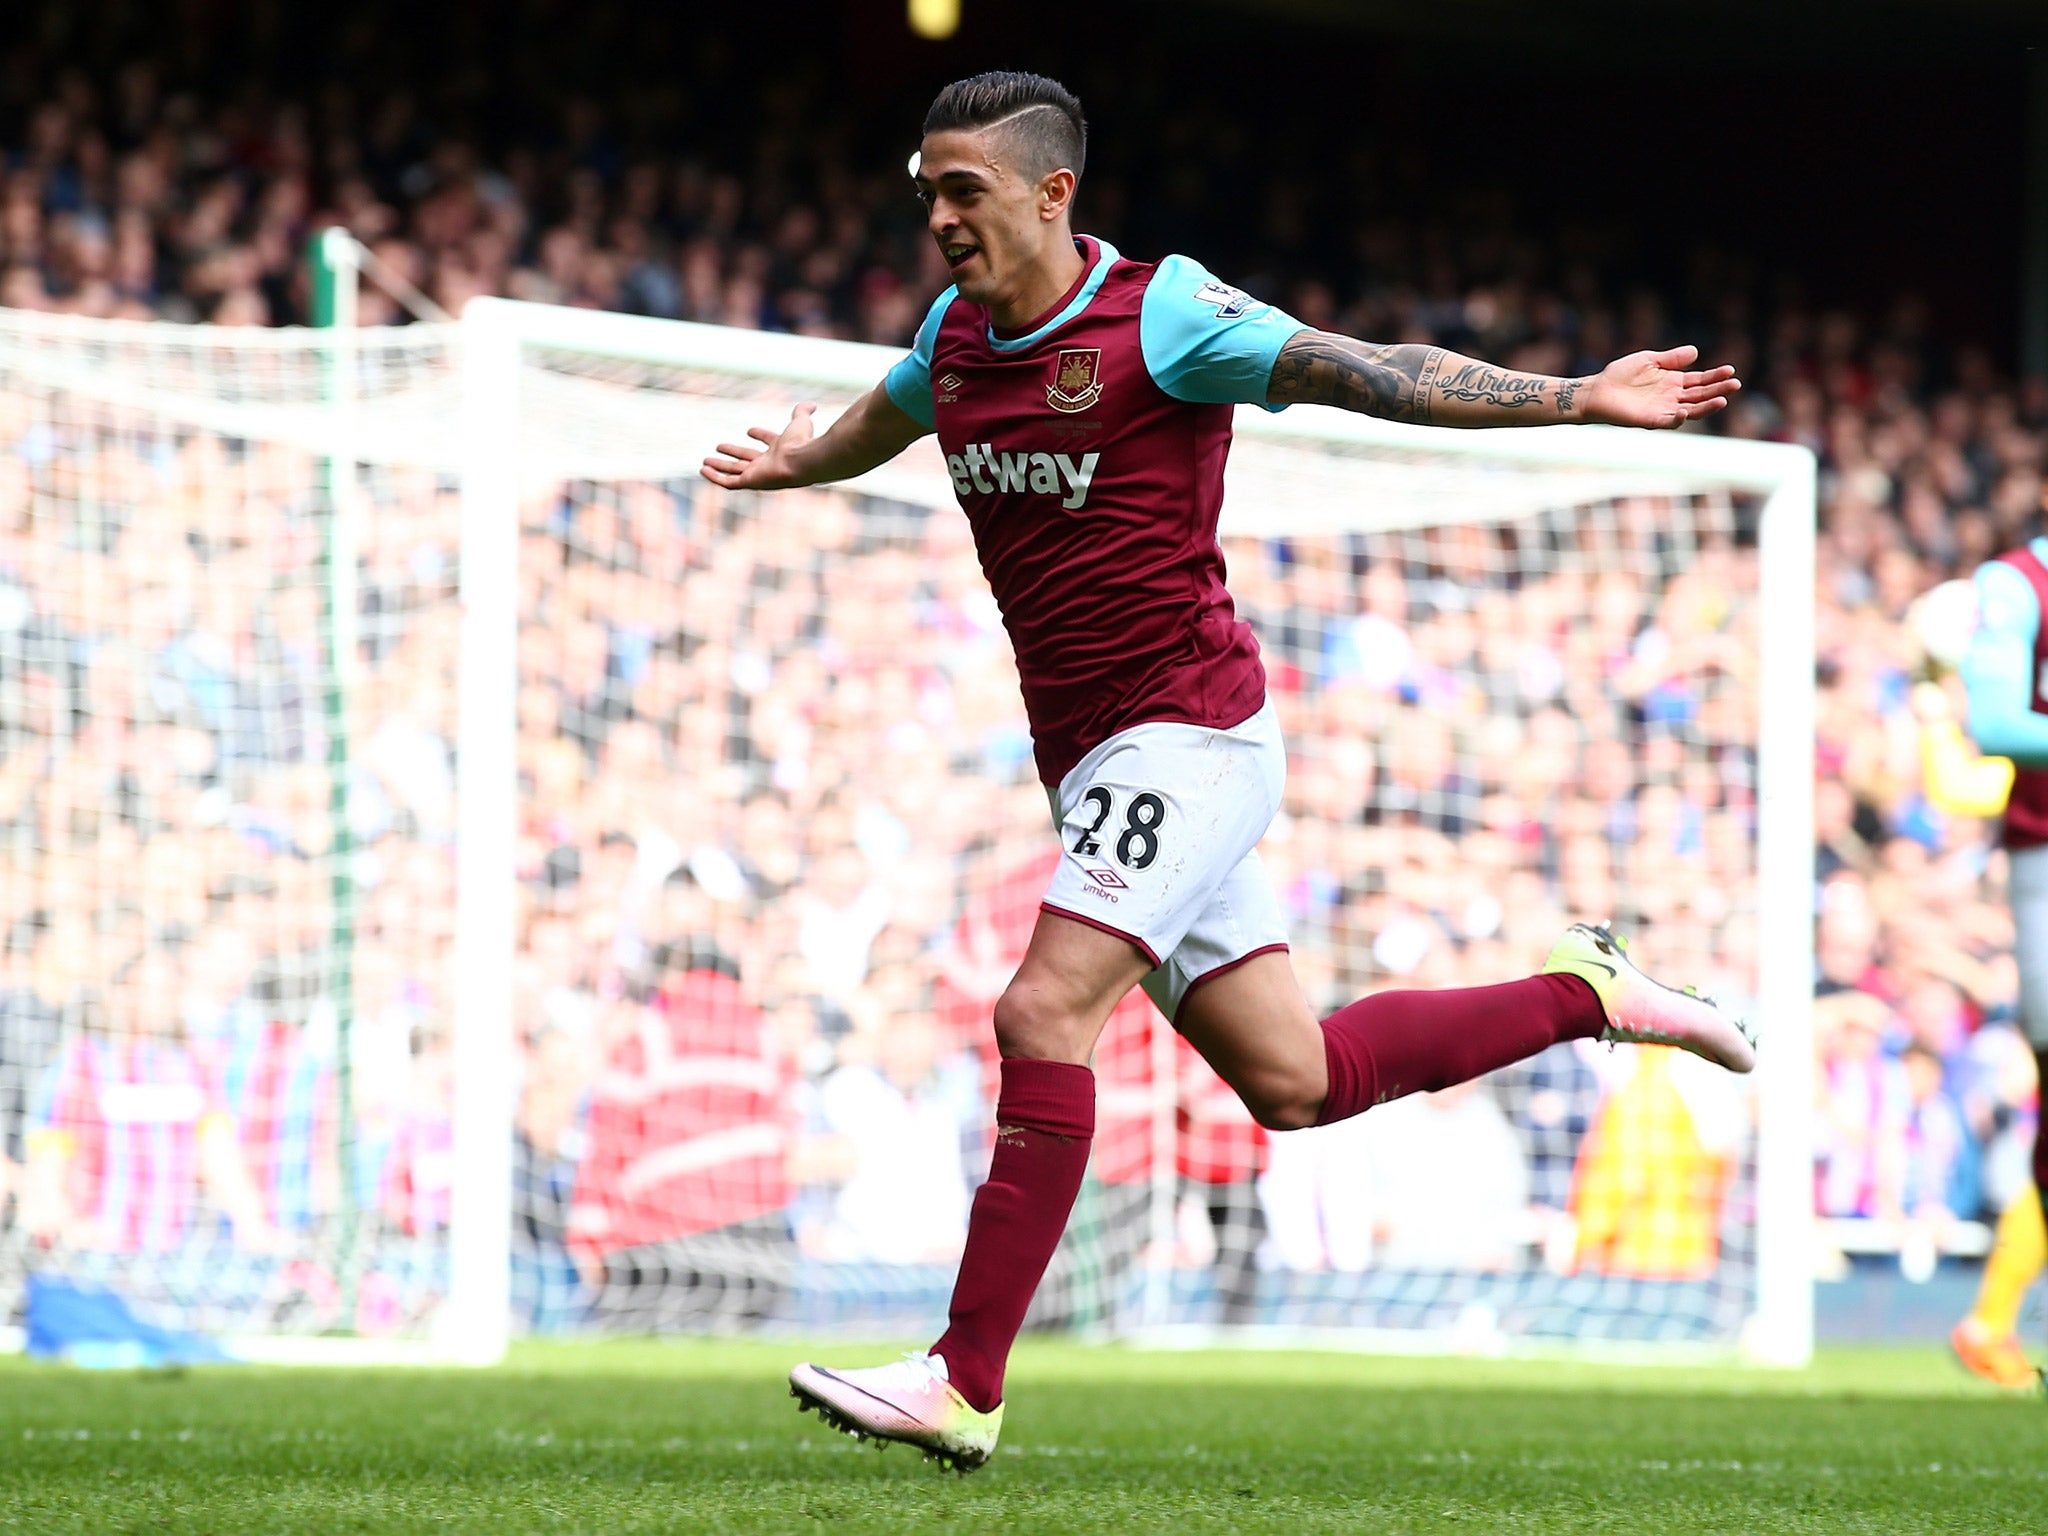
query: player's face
913 129 1068 306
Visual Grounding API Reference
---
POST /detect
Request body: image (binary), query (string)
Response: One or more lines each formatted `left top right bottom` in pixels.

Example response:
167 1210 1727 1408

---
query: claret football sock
1315 973 1603 1125
932 1057 1096 1414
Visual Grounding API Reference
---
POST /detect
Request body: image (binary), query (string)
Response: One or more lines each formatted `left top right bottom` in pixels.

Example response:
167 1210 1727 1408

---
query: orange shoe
1950 1318 2039 1390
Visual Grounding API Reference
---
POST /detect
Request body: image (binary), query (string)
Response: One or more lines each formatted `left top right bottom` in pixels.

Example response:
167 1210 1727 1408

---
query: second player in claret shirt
702 68 1753 1472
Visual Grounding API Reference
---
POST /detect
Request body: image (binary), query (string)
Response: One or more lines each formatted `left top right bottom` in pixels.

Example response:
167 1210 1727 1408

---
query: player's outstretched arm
700 383 928 492
1265 332 1740 429
1961 561 2048 768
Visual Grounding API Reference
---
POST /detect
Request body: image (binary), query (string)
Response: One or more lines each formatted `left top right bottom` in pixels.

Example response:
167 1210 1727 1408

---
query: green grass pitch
1 1339 2042 1533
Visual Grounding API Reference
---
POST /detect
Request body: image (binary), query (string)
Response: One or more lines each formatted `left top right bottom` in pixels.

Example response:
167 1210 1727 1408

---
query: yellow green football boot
789 1352 1004 1473
1543 923 1756 1073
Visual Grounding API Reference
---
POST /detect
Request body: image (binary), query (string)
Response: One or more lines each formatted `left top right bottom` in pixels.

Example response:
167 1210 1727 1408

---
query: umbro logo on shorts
1084 867 1128 890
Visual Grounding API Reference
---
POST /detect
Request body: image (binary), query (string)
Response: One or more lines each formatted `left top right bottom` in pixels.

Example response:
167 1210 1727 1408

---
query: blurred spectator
512 1023 589 1333
794 1005 979 1264
1171 1039 1268 1325
1899 1041 1975 1223
1569 1047 1741 1281
22 949 274 1253
568 942 792 1328
1960 1024 2040 1215
0 919 57 1221
211 1004 334 1238
1816 992 1910 1220
1497 1039 1605 1265
1261 1079 1530 1272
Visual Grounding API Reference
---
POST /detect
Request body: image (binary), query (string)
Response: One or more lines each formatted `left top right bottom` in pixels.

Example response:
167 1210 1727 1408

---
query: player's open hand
1582 346 1741 429
701 403 817 490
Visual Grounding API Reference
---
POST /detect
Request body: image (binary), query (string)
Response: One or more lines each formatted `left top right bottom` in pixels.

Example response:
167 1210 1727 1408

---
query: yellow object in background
1918 712 2014 819
909 0 961 40
1570 1049 1732 1281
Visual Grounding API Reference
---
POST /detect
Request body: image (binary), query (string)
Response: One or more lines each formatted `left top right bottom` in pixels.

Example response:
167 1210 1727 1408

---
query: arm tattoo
1268 330 1580 426
1265 332 1445 425
1433 360 1548 410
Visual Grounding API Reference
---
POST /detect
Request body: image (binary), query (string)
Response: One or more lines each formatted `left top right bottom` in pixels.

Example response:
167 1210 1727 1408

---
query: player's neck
986 234 1089 336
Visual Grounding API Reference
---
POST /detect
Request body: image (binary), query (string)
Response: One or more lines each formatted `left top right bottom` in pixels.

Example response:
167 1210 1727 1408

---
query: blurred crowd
0 56 946 344
0 41 2038 1336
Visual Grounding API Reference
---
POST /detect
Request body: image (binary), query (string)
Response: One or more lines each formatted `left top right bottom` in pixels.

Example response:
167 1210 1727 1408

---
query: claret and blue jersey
1965 538 2048 847
882 236 1307 787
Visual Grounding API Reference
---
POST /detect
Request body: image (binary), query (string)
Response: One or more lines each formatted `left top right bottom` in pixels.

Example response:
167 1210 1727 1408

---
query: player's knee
992 985 1088 1062
1246 1094 1320 1133
1239 1071 1324 1132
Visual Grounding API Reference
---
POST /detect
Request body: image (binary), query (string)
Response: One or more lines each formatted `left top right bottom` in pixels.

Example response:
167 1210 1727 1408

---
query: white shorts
1041 698 1290 1023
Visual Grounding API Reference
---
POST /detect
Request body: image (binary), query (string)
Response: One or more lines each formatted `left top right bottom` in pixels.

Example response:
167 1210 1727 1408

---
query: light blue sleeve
1138 255 1309 413
882 287 957 431
1962 559 2048 767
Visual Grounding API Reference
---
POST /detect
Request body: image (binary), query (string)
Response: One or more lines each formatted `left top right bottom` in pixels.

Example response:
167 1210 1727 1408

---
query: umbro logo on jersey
936 372 963 404
1046 348 1104 413
944 443 1102 509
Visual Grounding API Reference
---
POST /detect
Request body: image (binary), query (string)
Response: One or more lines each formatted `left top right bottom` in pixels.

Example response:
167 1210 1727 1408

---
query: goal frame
451 297 1818 1369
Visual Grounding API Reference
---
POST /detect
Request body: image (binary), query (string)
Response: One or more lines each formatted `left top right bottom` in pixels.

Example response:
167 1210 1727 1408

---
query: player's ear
1037 167 1076 223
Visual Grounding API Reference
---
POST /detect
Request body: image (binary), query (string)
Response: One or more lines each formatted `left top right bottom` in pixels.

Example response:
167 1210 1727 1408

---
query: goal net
0 299 1815 1366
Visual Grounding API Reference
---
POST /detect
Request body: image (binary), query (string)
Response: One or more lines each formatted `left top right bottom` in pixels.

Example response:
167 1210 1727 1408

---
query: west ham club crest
1046 348 1104 413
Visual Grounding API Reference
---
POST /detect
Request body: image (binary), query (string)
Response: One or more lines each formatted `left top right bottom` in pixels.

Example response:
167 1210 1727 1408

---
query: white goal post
451 298 1817 1369
0 295 1812 1369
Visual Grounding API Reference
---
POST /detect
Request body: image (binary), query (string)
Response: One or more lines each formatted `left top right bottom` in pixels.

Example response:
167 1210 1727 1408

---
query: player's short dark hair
923 72 1087 181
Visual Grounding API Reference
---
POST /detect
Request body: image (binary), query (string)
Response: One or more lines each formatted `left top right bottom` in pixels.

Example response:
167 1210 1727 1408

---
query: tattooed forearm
1265 333 1445 424
1268 330 1591 428
1433 361 1549 410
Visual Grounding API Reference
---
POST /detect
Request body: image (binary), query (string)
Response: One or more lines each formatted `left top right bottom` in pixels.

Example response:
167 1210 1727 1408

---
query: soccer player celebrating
702 71 1754 1470
1948 543 2048 1389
